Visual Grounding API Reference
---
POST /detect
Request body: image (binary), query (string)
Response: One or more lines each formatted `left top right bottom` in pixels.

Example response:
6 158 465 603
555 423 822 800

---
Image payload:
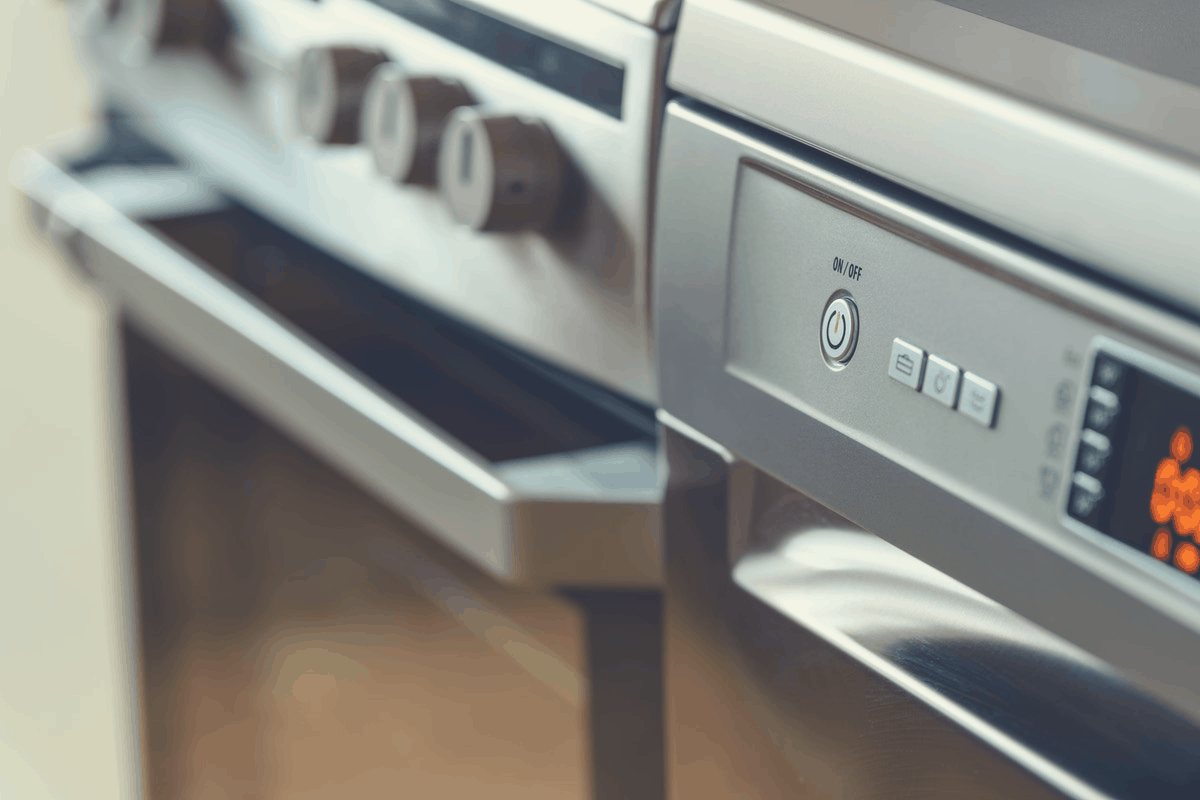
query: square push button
888 338 925 390
921 355 961 408
959 372 999 428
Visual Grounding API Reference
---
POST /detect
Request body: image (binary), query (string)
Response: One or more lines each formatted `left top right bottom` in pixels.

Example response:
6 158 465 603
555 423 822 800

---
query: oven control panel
68 0 671 402
655 100 1200 724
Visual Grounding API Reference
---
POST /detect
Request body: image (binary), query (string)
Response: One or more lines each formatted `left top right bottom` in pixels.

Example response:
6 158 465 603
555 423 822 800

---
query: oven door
14 123 663 799
662 422 1200 800
15 125 661 591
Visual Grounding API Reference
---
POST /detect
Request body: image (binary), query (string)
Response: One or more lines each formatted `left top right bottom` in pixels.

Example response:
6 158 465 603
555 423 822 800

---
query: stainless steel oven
654 1 1200 796
29 1 683 796
16 114 664 798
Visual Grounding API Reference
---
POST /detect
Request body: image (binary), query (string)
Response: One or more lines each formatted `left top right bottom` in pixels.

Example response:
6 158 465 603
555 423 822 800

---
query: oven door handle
15 148 660 588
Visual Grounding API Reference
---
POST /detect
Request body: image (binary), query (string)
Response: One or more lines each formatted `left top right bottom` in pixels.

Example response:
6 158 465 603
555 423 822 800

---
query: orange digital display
1148 427 1200 574
1074 351 1200 583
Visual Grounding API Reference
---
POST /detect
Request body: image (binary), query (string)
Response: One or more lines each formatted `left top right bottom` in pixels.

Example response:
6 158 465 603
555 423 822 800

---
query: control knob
437 108 568 233
360 63 475 185
296 46 390 145
126 0 235 58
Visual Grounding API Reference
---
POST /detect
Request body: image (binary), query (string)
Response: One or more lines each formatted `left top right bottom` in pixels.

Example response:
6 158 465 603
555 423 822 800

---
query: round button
296 47 390 145
361 64 475 185
820 295 858 366
437 108 567 232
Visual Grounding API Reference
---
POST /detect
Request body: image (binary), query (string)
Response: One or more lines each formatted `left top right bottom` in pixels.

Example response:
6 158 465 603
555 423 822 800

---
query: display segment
1071 350 1200 580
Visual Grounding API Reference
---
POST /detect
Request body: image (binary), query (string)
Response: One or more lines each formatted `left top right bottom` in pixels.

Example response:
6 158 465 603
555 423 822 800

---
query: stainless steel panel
668 0 1200 319
662 421 1200 800
587 0 681 29
16 148 661 589
68 0 670 402
653 101 1200 725
935 0 1200 88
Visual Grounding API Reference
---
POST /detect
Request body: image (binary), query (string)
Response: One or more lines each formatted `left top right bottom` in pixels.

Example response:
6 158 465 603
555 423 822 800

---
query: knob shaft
296 47 390 145
438 109 567 233
361 64 475 185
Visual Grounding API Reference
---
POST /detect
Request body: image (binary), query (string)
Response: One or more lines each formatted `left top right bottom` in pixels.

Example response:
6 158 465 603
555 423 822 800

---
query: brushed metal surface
653 101 1200 726
68 0 669 402
668 0 1200 320
662 422 1200 799
586 0 680 29
15 149 662 589
661 426 1069 799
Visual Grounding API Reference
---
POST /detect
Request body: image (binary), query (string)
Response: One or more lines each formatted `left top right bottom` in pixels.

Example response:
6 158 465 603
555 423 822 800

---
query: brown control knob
437 109 568 233
361 64 475 185
129 0 234 57
296 46 390 145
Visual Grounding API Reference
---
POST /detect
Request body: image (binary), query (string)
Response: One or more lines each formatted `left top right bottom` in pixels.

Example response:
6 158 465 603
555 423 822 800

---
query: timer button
296 46 390 145
1091 353 1128 394
1068 472 1105 525
1076 429 1113 478
361 65 476 185
438 109 568 232
1084 385 1121 436
820 295 858 367
921 354 962 408
958 371 999 428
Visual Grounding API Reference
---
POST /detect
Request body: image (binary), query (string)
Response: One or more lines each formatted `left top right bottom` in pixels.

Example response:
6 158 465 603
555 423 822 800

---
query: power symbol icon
825 311 847 349
820 294 858 367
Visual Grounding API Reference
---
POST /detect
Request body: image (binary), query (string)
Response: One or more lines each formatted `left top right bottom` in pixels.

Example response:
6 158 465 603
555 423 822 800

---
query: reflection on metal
661 421 1200 800
733 504 1110 800
367 536 585 707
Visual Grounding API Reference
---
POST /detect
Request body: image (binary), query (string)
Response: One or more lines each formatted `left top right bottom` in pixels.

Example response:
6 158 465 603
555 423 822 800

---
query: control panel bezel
655 98 1200 726
1061 338 1200 595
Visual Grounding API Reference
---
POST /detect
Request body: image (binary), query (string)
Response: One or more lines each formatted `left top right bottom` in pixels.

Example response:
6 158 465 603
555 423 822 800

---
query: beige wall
0 3 136 798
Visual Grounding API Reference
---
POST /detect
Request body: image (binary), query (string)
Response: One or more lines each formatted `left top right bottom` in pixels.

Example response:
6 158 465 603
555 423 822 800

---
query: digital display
1071 352 1200 579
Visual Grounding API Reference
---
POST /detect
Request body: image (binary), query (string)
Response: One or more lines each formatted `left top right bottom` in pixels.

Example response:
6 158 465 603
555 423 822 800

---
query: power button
820 294 859 367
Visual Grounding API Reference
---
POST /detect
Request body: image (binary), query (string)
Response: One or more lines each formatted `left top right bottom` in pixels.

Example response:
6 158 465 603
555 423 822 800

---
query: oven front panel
654 99 1200 726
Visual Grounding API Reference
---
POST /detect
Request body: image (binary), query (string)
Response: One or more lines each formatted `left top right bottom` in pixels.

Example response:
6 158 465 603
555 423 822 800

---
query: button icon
1046 423 1067 458
1084 385 1121 435
1054 380 1075 413
826 310 847 349
1092 354 1127 393
1069 472 1104 522
819 294 859 367
958 372 998 427
921 354 961 408
1039 465 1061 500
887 339 925 390
1076 429 1112 477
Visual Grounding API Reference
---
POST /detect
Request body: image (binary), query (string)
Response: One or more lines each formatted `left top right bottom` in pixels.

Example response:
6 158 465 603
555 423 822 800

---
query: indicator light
1152 528 1172 561
1172 427 1193 462
1175 542 1200 574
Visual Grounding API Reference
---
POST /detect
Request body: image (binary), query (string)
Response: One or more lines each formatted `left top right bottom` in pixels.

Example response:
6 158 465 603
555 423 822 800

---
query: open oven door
13 120 664 800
